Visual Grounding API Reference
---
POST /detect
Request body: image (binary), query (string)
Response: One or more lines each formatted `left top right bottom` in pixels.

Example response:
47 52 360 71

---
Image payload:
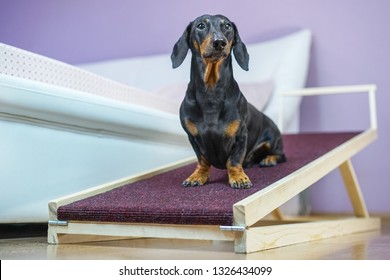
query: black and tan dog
171 14 285 189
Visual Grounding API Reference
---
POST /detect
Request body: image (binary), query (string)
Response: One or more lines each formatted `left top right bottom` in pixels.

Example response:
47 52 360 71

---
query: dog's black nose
213 39 227 51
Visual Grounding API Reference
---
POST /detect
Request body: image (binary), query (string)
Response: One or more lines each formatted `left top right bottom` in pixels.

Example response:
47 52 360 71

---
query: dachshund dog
171 14 285 189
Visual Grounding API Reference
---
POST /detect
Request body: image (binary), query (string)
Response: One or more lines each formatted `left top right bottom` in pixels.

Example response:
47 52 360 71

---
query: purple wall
1 0 389 214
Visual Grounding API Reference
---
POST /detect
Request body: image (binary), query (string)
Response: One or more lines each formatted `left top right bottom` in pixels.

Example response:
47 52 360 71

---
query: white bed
0 29 311 223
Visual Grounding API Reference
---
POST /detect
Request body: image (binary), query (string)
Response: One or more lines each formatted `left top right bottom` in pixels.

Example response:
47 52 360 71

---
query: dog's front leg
226 134 252 189
182 156 210 187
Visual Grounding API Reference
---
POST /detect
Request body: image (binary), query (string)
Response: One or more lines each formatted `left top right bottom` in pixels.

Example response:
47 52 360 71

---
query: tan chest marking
203 60 223 88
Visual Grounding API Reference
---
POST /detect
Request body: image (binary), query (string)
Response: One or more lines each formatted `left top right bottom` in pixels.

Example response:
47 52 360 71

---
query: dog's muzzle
203 38 229 61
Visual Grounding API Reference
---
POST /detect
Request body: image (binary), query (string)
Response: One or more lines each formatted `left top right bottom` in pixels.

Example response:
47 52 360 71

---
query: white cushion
234 29 312 132
239 80 274 111
152 79 274 112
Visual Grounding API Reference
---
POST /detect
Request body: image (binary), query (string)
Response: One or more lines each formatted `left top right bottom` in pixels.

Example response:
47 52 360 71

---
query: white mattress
0 43 192 223
0 43 179 114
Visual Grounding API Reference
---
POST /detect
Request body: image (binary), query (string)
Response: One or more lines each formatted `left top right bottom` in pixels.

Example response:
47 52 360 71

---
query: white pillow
240 80 274 111
234 29 312 132
152 79 274 112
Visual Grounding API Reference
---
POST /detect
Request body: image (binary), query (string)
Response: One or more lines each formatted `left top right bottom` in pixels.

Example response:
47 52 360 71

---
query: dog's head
171 14 249 71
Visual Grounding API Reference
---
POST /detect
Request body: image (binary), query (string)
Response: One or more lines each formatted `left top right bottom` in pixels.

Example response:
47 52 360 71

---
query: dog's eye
224 23 232 31
196 22 206 30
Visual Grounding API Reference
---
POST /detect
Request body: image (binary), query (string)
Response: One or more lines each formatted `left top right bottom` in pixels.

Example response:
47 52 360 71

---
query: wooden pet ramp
48 85 380 254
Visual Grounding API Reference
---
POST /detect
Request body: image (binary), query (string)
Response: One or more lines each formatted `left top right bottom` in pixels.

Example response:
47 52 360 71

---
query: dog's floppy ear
171 23 192 69
232 22 249 71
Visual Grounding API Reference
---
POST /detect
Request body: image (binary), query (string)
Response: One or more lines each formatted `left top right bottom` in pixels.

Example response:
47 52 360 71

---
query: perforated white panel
0 43 177 113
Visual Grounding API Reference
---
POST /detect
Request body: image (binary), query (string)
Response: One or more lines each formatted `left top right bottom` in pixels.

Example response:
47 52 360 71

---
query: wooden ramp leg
233 158 379 254
271 208 284 220
339 159 369 218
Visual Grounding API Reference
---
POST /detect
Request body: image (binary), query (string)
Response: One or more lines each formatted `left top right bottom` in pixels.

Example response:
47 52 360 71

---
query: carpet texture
58 132 359 225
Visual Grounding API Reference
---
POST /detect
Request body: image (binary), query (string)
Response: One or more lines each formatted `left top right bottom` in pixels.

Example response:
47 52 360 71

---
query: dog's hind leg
246 125 286 167
259 153 286 167
246 140 286 167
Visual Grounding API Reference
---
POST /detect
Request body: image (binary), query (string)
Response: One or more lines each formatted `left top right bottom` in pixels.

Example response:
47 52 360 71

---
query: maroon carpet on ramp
57 132 360 226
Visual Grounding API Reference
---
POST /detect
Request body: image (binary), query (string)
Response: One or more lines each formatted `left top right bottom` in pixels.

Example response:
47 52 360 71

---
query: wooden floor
1 216 390 260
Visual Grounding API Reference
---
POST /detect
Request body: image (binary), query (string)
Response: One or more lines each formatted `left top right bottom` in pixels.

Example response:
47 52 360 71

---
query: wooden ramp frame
48 85 380 253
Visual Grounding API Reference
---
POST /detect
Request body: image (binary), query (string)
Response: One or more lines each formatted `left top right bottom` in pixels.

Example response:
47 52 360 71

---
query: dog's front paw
183 158 210 187
182 173 208 187
227 165 252 189
229 175 252 189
